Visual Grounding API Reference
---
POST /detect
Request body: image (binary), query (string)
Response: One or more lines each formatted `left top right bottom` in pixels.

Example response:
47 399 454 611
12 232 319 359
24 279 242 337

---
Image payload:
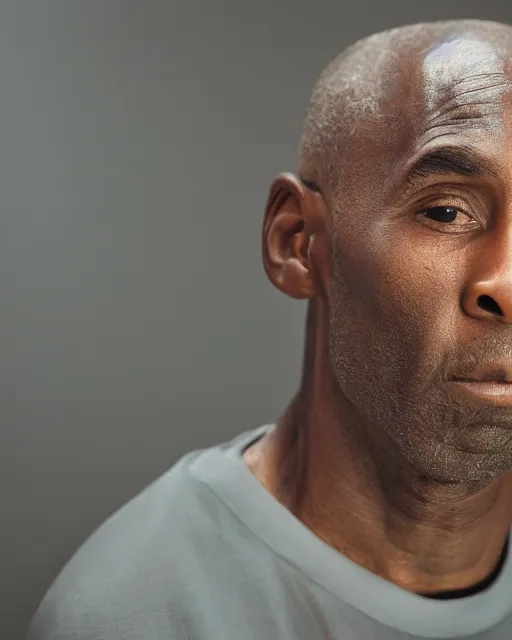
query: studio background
3 2 511 638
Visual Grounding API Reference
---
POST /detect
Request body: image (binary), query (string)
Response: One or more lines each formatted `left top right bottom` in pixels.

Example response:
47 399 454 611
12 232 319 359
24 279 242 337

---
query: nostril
477 294 503 316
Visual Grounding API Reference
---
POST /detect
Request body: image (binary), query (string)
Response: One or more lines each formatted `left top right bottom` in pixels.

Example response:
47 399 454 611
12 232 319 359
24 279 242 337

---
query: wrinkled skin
245 22 512 596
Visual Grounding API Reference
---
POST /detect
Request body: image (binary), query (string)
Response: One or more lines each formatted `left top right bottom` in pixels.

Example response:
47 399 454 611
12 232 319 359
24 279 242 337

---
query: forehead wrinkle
443 72 508 96
422 39 508 139
426 80 509 126
423 39 505 107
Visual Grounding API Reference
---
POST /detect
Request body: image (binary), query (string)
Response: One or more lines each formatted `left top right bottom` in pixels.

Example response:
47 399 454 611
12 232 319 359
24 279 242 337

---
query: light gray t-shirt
27 425 512 639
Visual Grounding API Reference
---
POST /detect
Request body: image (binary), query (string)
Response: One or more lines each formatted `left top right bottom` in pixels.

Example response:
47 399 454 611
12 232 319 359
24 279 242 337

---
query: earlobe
262 173 317 300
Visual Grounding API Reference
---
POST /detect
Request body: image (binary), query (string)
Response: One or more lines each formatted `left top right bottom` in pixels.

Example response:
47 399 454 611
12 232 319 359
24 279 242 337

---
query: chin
402 438 512 489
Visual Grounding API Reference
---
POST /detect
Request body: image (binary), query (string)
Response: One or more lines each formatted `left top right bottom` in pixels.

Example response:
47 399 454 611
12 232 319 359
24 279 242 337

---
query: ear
262 173 326 300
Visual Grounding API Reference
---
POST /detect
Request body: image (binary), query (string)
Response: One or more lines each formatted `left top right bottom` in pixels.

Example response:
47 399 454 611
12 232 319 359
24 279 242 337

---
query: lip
450 379 512 407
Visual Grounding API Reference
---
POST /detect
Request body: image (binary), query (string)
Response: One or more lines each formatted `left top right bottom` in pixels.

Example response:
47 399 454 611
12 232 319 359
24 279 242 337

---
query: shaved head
299 19 512 205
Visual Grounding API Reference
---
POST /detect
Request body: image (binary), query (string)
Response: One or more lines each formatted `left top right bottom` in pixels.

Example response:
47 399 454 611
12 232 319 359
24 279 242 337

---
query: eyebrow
404 146 500 188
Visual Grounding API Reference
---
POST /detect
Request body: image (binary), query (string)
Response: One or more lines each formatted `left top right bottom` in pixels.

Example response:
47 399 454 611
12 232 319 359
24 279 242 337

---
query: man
28 18 512 640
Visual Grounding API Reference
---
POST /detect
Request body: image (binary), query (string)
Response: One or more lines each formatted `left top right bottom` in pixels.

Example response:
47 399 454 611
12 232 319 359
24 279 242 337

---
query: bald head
299 19 512 204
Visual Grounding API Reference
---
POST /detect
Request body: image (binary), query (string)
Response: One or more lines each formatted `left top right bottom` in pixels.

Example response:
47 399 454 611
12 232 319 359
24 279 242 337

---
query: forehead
416 36 512 149
327 33 512 208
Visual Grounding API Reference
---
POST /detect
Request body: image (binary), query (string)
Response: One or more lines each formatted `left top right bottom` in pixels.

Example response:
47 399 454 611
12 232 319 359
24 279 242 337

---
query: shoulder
26 449 216 640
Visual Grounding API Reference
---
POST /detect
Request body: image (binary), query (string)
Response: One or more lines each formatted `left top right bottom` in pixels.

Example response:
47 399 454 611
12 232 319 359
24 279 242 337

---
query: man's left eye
422 206 460 223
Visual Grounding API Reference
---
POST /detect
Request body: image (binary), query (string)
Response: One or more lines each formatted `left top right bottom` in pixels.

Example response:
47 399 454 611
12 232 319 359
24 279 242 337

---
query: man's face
328 35 512 484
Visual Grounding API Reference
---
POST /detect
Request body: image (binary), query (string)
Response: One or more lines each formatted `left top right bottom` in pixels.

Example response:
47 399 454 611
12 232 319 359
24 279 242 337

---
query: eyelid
413 188 487 222
418 200 471 215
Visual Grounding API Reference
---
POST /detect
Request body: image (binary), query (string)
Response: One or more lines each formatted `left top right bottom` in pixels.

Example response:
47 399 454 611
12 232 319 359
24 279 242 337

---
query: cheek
330 236 460 398
378 239 461 335
372 238 464 389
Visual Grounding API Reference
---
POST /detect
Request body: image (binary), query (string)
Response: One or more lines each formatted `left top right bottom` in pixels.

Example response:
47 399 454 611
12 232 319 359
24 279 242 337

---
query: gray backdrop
3 2 511 638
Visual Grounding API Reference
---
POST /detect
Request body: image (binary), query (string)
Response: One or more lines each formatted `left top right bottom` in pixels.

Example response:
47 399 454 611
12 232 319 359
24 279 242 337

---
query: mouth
451 376 512 407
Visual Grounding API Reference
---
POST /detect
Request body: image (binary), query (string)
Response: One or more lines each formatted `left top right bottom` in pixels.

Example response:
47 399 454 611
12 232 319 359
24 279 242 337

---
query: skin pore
244 20 512 596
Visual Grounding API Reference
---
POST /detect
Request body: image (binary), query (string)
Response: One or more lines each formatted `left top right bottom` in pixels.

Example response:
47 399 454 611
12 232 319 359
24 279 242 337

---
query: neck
245 302 512 595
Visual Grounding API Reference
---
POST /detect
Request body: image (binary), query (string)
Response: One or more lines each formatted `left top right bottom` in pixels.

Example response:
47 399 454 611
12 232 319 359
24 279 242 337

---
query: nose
462 280 512 324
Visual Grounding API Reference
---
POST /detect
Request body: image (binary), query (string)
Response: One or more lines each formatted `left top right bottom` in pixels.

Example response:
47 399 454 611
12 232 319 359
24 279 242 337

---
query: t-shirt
27 425 512 639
